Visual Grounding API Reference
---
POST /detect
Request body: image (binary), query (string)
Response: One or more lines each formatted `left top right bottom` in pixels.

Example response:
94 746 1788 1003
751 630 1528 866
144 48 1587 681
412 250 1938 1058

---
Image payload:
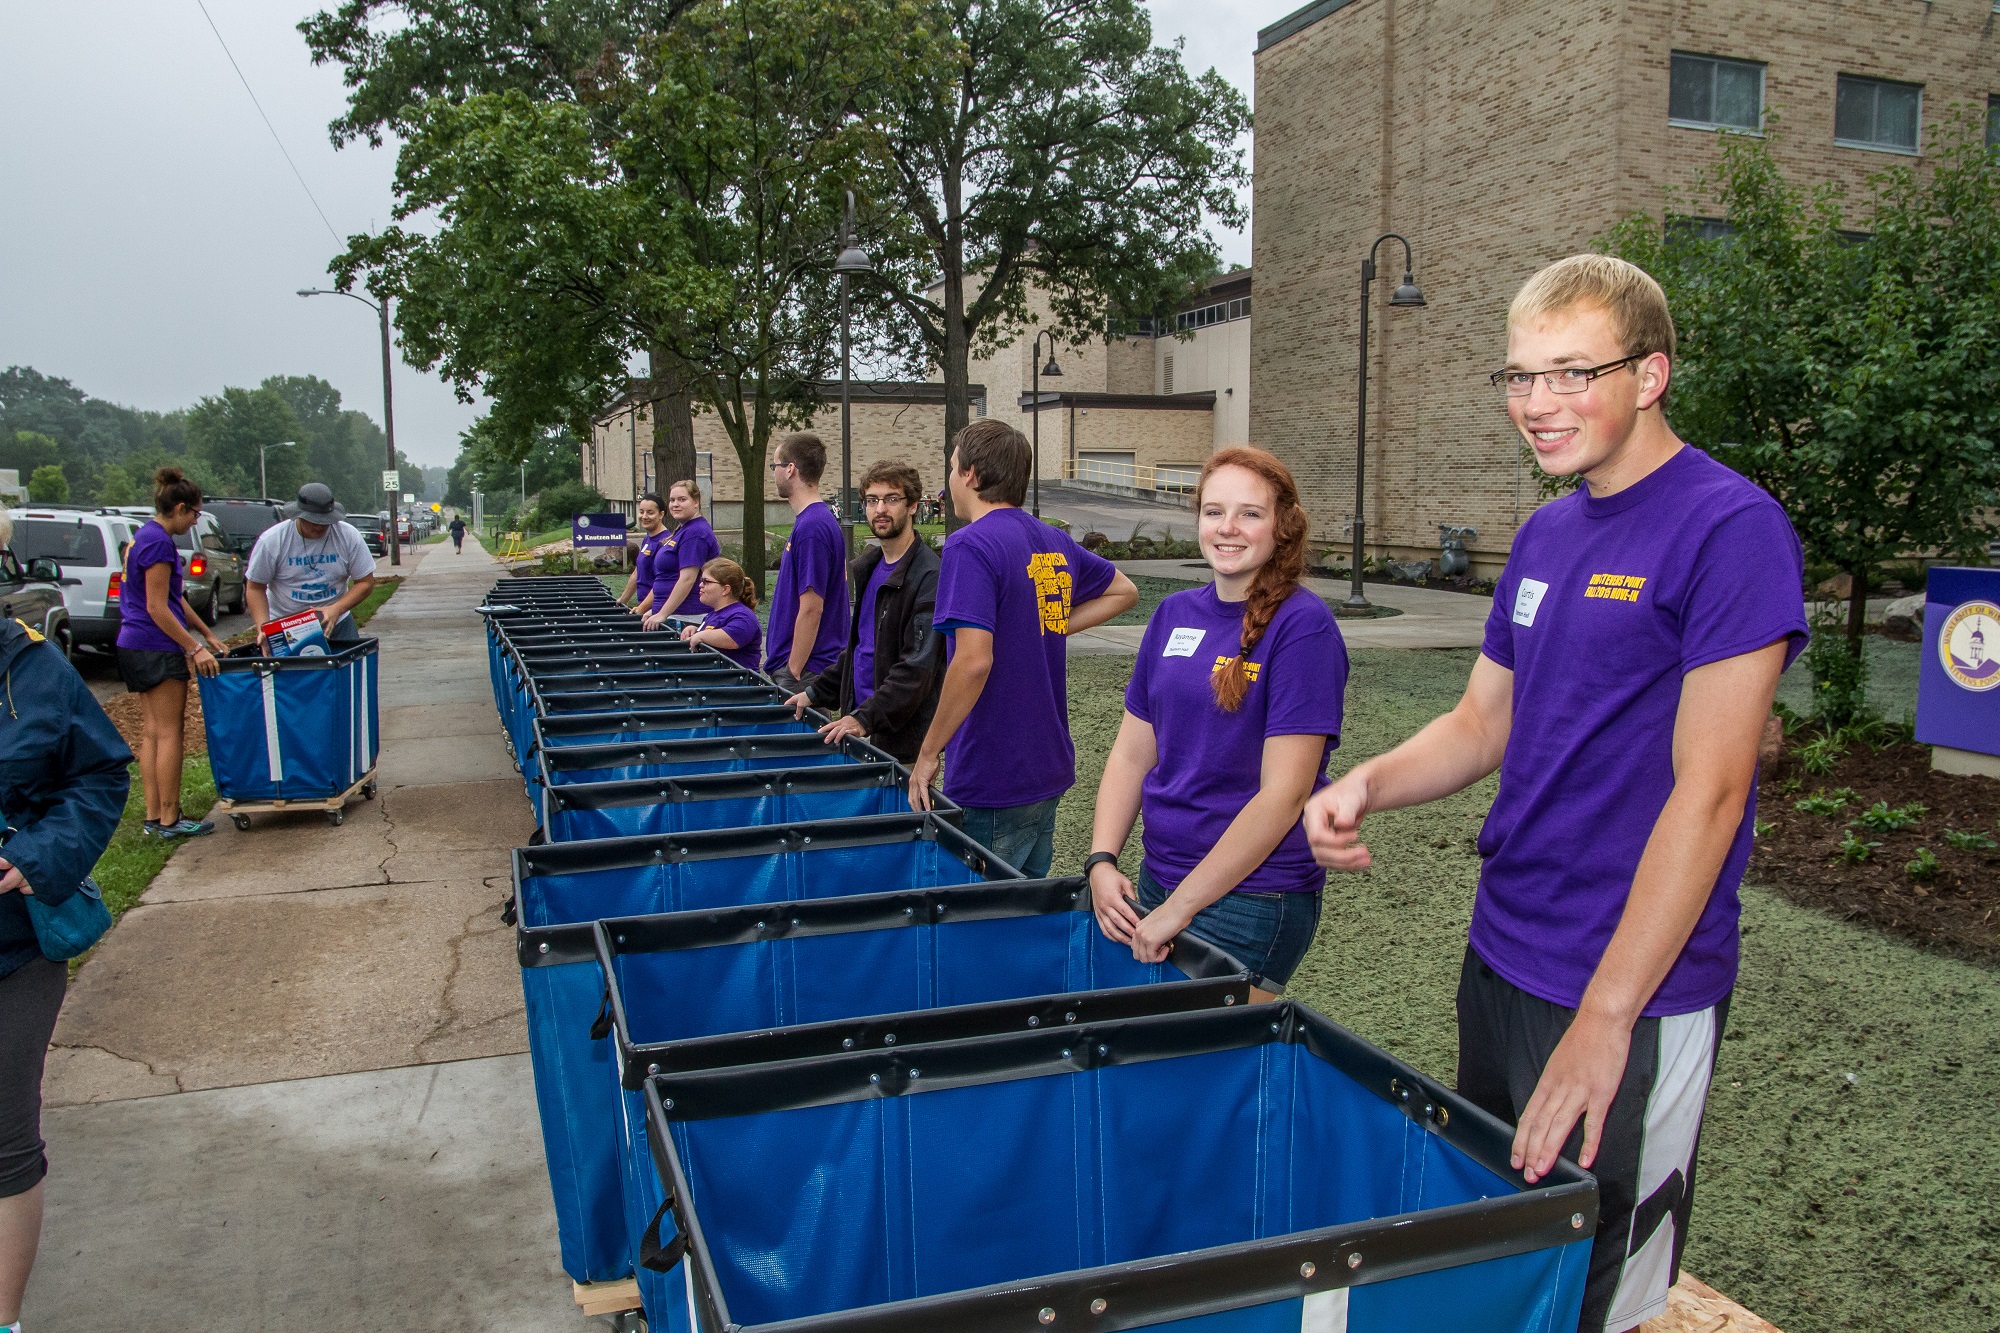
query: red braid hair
1199 447 1310 712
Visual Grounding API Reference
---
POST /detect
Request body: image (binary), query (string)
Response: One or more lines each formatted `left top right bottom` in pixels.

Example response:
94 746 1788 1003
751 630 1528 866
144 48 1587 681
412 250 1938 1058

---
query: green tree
93 462 140 506
185 387 307 500
860 0 1250 501
1604 115 2000 721
1 430 63 480
26 464 69 503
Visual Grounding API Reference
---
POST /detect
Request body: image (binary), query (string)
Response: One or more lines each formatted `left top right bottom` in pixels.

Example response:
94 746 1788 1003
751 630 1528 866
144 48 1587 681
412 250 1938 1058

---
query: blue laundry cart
537 759 947 841
635 1002 1597 1333
198 639 381 828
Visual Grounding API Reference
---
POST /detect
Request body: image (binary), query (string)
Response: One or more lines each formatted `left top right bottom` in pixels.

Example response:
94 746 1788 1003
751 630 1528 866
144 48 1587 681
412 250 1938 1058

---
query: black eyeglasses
1489 356 1640 397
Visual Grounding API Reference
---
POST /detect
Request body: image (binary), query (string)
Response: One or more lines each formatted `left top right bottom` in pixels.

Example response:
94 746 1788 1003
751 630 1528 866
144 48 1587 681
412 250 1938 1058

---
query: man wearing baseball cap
245 482 379 651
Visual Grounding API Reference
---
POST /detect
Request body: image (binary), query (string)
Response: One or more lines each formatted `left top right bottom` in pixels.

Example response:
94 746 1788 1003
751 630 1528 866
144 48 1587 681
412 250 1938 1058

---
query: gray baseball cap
282 482 346 524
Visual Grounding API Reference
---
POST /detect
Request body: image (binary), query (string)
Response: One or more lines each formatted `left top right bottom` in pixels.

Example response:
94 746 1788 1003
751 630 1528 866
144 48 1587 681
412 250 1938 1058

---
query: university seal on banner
1939 600 2000 692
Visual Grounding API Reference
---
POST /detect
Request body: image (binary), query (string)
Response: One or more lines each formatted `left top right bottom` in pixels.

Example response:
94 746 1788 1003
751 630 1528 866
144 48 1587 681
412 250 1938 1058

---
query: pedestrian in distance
618 493 667 615
786 460 944 764
245 482 378 650
679 558 762 671
1302 255 1808 1333
908 420 1137 877
448 514 466 553
116 467 227 840
644 479 720 630
0 508 133 1333
762 433 849 692
1086 447 1346 997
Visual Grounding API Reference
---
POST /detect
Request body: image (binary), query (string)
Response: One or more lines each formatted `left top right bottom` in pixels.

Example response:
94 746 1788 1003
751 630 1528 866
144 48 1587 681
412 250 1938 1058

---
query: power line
191 0 343 245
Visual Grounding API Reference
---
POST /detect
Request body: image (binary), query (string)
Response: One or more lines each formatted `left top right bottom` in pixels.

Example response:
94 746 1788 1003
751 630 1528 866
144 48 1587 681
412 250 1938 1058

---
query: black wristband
1082 851 1120 876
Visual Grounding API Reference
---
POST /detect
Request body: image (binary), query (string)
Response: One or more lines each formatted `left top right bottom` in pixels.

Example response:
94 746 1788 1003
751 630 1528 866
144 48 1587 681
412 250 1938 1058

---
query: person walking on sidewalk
908 421 1137 876
617 493 667 615
644 479 720 630
448 514 466 553
786 460 943 764
116 467 227 840
1303 256 1807 1333
679 558 763 671
762 434 849 692
0 512 132 1332
1086 448 1346 997
246 483 378 649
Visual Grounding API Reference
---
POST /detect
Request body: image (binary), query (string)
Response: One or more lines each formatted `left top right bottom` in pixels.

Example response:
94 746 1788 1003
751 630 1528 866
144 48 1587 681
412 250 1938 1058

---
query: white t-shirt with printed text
246 519 378 619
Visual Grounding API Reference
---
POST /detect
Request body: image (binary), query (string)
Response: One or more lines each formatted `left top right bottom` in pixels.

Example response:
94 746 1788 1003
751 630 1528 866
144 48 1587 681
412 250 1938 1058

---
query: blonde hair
1508 255 1676 362
669 477 702 506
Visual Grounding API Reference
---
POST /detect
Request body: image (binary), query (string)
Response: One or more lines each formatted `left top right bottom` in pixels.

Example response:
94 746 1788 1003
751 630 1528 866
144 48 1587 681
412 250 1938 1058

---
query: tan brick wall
1253 0 2000 573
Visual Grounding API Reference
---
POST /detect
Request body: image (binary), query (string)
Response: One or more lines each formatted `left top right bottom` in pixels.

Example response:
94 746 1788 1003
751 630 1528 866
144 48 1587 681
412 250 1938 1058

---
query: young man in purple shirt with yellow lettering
762 432 849 693
1305 256 1806 1333
909 420 1137 876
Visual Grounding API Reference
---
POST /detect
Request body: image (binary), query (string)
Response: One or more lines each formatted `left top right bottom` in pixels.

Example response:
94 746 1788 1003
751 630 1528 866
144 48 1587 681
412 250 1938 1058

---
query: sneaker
141 820 161 837
158 816 215 840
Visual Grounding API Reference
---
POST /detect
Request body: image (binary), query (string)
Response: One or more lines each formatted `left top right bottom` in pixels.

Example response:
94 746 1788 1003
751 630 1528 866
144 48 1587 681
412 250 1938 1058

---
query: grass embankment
1058 648 1997 1333
85 577 405 928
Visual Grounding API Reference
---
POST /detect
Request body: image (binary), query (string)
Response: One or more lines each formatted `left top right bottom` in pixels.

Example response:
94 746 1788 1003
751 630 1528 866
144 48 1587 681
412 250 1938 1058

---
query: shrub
528 479 607 533
1836 830 1881 864
1904 848 1940 881
1856 801 1926 833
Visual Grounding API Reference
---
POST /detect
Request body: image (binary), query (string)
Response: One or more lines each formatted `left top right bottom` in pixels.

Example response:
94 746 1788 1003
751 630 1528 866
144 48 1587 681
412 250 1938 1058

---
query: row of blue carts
484 575 1596 1333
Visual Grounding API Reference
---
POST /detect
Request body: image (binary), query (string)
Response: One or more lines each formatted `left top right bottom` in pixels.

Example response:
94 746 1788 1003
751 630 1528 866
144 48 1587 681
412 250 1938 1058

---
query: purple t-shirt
851 552 899 708
656 517 720 609
934 507 1116 808
764 503 849 674
1126 583 1348 894
633 529 666 603
1475 445 1808 1016
116 520 187 653
699 600 762 671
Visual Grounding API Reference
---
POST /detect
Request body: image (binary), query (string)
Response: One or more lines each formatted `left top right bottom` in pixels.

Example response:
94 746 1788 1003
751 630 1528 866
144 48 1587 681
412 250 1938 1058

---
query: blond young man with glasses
1304 255 1807 1332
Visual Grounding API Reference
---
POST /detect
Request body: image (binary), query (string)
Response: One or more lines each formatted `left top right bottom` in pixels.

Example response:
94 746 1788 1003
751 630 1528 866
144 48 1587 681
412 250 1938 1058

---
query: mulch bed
1753 735 2000 966
100 685 206 758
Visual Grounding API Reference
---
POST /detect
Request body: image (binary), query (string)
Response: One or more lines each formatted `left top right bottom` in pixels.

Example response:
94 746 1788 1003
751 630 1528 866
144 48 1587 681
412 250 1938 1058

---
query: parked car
0 540 74 660
350 514 388 557
114 507 248 619
206 496 286 555
6 507 142 652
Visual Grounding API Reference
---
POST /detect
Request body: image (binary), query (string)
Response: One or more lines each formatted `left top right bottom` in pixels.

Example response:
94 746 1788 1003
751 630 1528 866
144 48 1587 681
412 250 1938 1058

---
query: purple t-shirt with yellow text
1474 445 1807 1016
699 601 762 671
934 507 1115 808
655 516 720 609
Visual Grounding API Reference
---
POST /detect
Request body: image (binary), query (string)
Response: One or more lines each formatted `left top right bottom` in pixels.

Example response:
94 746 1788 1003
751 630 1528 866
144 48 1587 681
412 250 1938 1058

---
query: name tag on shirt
1513 578 1549 627
1163 627 1206 658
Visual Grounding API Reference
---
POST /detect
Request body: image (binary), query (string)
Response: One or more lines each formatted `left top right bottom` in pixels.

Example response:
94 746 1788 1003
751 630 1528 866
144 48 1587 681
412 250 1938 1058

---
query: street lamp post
298 287 402 567
833 190 876 555
1343 234 1426 615
1029 333 1062 519
259 440 296 500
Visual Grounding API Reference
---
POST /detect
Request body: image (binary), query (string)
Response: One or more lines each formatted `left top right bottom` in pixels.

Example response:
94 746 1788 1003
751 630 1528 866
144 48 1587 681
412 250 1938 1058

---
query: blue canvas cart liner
537 758 939 841
637 1002 1596 1333
531 731 876 791
512 813 1016 1282
503 680 785 773
527 665 759 700
535 706 818 751
589 885 1252 1286
198 639 381 803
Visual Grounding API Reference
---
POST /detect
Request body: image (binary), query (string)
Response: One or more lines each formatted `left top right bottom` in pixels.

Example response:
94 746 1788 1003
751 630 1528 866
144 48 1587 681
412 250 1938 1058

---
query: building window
1668 53 1764 131
1668 217 1735 245
1172 296 1252 332
1835 75 1921 154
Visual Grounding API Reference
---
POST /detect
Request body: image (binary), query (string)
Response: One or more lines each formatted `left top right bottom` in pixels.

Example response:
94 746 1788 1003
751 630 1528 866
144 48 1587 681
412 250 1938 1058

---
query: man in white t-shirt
246 482 379 651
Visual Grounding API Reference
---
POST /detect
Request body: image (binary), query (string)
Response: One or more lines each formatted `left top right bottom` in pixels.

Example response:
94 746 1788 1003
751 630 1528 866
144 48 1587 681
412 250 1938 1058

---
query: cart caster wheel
362 781 377 800
328 810 345 827
230 814 252 832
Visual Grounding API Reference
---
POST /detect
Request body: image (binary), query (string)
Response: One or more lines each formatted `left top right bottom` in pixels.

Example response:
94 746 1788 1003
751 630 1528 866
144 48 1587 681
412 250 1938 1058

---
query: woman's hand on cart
1128 898 1187 965
1087 861 1141 945
187 642 222 677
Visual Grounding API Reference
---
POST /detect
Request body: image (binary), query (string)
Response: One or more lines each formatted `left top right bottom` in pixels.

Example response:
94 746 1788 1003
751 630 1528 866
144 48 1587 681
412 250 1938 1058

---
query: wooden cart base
213 769 378 830
573 1277 642 1325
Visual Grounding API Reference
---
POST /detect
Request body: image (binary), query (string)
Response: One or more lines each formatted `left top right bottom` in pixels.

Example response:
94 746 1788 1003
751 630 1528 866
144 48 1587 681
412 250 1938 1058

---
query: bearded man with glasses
1305 255 1807 1333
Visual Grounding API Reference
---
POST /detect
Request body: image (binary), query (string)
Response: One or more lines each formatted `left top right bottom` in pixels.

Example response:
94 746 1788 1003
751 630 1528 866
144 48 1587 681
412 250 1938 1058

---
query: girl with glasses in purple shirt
679 558 762 671
1085 448 1347 998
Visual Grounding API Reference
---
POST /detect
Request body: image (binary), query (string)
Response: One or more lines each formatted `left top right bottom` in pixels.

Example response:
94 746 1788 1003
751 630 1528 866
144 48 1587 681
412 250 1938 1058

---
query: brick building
1252 0 2000 572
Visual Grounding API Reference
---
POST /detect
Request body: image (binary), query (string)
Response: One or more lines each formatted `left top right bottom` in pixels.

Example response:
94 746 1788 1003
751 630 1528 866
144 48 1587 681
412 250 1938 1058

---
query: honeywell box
263 610 331 658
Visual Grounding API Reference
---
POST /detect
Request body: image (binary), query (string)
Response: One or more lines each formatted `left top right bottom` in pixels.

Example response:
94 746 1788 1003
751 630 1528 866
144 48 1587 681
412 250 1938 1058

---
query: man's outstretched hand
1302 772 1373 872
1512 1010 1630 1183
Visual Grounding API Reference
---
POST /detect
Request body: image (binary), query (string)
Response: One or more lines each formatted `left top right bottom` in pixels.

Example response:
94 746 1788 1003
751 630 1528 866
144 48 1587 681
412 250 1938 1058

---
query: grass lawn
1059 649 1998 1333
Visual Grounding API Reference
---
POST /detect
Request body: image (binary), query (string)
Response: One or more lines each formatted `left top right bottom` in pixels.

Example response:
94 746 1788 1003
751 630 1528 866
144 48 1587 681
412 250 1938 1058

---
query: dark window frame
1668 51 1766 133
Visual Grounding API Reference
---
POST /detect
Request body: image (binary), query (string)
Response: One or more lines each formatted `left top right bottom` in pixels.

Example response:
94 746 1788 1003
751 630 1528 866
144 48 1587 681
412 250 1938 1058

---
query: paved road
1035 483 1195 542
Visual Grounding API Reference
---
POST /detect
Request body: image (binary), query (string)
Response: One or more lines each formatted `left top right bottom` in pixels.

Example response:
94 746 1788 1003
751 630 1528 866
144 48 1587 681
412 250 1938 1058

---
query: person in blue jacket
0 526 132 1329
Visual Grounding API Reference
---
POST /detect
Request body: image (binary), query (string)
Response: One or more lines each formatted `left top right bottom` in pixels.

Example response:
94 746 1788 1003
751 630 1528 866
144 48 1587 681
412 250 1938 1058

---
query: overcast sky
0 0 1299 468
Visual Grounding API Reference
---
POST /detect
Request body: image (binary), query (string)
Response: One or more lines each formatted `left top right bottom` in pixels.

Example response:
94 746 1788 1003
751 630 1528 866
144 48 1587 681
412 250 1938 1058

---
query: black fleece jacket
807 539 943 762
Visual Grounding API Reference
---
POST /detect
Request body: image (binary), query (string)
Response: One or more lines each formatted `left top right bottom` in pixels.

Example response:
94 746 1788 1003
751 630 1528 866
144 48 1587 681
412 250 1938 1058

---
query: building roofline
1258 0 1363 52
596 378 985 422
1017 390 1216 412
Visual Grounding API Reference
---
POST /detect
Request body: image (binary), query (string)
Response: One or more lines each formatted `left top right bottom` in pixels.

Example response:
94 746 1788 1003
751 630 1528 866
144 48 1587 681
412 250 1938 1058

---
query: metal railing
1062 457 1202 496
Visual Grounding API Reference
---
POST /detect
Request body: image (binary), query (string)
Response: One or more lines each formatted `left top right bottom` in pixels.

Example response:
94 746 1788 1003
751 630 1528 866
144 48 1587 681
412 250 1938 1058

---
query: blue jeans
1136 864 1323 989
957 796 1060 879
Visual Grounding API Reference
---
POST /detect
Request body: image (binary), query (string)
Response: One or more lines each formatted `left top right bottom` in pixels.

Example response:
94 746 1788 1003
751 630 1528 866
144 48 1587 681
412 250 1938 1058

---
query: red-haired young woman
1084 447 1349 996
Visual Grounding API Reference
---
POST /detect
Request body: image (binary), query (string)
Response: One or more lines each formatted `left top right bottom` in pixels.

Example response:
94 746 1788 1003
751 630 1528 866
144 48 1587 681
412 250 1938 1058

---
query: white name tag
1513 578 1549 627
1163 627 1206 658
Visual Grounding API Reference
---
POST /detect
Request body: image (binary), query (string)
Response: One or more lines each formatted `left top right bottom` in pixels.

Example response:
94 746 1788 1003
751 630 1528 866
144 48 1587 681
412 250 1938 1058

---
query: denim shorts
1136 864 1323 989
957 796 1060 879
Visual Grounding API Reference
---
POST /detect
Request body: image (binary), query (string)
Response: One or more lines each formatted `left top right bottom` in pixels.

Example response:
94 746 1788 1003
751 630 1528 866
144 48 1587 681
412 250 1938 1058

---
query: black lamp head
1390 273 1426 308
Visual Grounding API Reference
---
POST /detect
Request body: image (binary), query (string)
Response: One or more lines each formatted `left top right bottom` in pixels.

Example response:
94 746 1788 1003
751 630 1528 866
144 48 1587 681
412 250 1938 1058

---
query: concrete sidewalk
30 536 594 1331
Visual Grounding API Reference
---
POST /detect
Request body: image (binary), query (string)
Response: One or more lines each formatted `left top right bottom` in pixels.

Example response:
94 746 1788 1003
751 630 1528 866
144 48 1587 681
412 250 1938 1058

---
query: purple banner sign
571 512 629 548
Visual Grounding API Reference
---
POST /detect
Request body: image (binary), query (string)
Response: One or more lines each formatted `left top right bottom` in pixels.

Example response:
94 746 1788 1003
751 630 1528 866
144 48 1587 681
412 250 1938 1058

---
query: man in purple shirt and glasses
1305 256 1806 1333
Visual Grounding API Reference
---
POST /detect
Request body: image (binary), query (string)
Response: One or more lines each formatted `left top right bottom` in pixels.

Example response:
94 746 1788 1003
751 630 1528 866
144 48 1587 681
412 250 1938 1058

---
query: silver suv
6 507 142 652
